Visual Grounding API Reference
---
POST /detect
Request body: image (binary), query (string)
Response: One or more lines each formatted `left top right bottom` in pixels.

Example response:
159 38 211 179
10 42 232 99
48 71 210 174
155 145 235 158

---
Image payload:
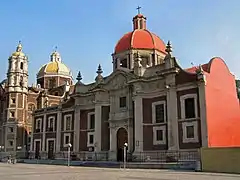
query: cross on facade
136 6 141 14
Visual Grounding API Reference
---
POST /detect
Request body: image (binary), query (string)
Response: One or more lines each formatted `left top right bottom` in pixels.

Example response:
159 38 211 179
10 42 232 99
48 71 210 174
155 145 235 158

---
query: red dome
114 29 166 54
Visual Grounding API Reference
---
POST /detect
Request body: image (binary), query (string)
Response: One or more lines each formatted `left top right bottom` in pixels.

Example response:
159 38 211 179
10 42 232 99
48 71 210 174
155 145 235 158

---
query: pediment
104 70 130 90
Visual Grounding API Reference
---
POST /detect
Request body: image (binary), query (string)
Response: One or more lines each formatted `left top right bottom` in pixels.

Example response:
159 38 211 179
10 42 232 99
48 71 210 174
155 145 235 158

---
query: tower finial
165 41 172 55
54 46 58 52
136 6 141 14
76 71 82 82
16 41 22 52
96 64 103 74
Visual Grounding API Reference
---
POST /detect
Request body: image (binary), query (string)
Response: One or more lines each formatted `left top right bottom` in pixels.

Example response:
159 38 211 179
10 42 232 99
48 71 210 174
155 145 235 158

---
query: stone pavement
0 163 239 180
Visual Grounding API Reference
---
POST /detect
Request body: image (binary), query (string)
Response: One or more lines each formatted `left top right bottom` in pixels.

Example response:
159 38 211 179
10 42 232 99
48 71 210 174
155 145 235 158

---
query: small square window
8 127 14 133
65 135 70 144
186 125 195 139
10 112 15 118
89 135 94 144
11 98 16 104
8 140 13 147
153 126 166 145
156 130 163 141
119 97 126 108
87 132 94 147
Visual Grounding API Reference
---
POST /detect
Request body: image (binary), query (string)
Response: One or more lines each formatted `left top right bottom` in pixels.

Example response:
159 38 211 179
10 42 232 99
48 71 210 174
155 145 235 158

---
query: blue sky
0 0 240 84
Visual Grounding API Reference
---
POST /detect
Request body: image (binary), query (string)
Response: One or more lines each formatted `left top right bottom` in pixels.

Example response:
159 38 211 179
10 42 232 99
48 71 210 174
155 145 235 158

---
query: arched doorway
117 127 128 162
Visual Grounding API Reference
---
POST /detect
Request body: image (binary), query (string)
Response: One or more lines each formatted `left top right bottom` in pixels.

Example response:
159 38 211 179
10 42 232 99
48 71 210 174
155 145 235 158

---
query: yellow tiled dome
37 50 72 78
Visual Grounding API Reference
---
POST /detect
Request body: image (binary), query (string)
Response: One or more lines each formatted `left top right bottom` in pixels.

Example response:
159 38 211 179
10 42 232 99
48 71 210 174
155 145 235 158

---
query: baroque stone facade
30 13 211 161
0 43 73 155
1 12 240 161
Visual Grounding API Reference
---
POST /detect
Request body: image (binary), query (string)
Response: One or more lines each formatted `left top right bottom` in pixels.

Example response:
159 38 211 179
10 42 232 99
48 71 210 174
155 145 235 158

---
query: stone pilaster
74 106 80 152
166 83 179 150
134 96 143 152
56 110 61 152
130 51 134 69
30 121 34 151
109 126 116 151
94 104 102 152
198 82 208 147
42 113 46 151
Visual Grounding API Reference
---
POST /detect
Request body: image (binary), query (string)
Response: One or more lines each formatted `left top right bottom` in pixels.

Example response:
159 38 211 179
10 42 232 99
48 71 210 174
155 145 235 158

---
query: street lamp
0 145 4 152
123 143 128 169
67 142 72 167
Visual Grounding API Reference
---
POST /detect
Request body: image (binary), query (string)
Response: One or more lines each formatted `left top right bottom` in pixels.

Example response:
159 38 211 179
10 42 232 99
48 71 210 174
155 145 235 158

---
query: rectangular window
8 140 13 147
10 111 15 118
48 117 54 131
185 98 195 118
186 125 195 139
87 132 95 147
119 97 127 108
64 135 70 145
64 115 72 131
89 135 94 144
155 104 165 123
11 98 16 104
35 119 41 132
153 126 166 145
90 114 95 130
156 130 163 141
8 127 14 133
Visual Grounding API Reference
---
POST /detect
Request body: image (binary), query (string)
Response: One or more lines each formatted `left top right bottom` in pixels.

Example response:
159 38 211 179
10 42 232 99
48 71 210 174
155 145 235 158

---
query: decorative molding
180 93 198 120
177 84 197 91
182 121 199 143
153 126 166 145
152 101 166 124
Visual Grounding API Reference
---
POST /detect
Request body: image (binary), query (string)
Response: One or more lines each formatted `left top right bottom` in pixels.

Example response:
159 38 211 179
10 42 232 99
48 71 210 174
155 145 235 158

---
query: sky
0 0 240 84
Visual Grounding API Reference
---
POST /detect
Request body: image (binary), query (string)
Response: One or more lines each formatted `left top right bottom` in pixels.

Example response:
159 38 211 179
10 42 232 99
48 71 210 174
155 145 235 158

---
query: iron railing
131 150 200 162
26 150 200 162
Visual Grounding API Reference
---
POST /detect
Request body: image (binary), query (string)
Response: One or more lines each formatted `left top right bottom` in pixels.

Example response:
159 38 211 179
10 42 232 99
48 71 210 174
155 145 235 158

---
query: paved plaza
0 163 239 180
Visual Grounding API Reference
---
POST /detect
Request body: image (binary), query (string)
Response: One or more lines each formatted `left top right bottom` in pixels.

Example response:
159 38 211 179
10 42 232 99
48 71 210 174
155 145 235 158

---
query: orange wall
205 58 240 147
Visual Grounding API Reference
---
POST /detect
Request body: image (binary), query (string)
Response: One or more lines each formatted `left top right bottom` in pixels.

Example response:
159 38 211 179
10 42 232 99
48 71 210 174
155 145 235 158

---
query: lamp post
67 142 72 167
123 143 128 169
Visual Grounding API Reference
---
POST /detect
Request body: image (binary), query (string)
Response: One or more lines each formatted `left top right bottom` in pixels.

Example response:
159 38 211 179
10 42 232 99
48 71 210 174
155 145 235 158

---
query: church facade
1 12 240 161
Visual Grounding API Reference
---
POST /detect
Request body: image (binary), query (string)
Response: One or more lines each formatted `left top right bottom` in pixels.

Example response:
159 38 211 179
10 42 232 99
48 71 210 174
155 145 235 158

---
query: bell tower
4 41 29 153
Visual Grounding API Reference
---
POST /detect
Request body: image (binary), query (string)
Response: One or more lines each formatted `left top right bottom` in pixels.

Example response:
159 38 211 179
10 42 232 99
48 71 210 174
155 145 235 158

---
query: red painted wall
205 57 240 147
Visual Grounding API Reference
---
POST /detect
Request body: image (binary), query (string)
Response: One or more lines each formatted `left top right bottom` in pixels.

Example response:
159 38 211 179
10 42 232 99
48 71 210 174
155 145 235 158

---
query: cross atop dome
50 46 61 62
16 41 23 52
133 6 146 30
136 6 141 14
